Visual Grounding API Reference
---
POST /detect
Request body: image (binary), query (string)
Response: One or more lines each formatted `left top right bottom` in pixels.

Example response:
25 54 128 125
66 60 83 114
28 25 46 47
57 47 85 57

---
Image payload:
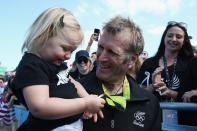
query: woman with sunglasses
70 50 95 80
137 21 194 125
137 21 194 100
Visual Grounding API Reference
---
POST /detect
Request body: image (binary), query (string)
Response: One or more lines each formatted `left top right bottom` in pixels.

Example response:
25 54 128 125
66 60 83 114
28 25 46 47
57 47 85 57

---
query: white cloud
146 25 165 35
73 2 89 18
101 0 182 16
92 8 102 17
191 39 197 46
187 0 197 8
73 1 105 19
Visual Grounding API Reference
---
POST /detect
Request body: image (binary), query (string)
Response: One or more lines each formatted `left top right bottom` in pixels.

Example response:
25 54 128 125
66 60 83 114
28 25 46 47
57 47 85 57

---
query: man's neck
102 76 125 95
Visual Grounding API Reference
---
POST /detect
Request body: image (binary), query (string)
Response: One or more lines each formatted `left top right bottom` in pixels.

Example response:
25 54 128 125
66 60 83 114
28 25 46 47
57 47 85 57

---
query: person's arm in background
152 67 178 99
181 58 197 102
86 34 97 53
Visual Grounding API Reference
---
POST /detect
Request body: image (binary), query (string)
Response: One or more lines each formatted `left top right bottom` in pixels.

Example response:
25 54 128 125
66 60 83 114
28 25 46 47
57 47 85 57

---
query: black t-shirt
13 53 82 130
137 56 189 101
69 64 96 81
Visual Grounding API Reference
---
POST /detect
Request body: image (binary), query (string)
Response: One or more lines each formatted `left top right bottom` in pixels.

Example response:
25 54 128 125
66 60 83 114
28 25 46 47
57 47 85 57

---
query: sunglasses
77 57 89 64
167 21 187 29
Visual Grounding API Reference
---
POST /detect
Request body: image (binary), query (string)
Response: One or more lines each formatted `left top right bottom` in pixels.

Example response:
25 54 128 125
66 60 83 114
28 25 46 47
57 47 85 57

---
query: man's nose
97 50 108 61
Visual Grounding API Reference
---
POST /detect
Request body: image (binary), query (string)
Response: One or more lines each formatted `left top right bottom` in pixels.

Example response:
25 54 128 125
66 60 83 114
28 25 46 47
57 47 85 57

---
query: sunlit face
38 28 78 65
96 31 133 82
76 57 92 75
164 26 185 53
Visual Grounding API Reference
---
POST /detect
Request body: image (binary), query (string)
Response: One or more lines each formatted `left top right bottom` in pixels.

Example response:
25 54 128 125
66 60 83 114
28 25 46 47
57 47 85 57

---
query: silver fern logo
171 74 180 89
57 67 71 86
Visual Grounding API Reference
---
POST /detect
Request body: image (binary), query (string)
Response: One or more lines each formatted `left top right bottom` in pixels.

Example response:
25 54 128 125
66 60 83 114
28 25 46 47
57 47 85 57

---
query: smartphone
94 28 100 41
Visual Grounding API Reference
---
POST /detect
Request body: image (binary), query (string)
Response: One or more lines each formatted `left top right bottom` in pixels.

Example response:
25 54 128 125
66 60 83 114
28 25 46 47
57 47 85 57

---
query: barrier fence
14 102 197 130
160 102 197 131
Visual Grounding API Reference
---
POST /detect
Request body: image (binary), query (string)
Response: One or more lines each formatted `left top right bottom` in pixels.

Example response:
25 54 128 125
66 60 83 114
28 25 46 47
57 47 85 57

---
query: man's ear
127 54 138 68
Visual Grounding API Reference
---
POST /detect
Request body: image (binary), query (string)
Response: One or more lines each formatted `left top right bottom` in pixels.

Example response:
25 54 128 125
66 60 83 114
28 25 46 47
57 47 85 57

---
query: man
70 50 95 80
80 16 162 131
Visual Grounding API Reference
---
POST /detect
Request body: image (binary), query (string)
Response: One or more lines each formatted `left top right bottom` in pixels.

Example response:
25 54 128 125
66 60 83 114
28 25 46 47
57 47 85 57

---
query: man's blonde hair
103 16 144 55
22 7 84 53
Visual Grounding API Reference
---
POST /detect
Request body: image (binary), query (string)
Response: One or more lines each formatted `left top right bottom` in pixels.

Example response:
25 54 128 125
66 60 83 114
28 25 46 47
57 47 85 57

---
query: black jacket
178 57 197 126
80 73 162 131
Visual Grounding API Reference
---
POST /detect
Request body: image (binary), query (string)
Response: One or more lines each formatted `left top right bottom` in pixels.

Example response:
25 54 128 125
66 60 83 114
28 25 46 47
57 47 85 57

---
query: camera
94 28 100 41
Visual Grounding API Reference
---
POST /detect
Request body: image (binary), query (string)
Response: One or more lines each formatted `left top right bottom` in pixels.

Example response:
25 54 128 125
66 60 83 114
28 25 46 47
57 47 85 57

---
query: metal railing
160 102 197 110
160 102 197 131
14 102 197 130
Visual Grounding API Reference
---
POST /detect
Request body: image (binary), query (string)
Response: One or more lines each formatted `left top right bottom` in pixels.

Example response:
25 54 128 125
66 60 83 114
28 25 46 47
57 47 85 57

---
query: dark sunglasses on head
77 57 89 64
167 21 187 29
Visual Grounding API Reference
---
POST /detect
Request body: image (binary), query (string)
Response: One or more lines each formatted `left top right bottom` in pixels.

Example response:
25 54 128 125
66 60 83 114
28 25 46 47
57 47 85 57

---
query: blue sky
0 0 197 71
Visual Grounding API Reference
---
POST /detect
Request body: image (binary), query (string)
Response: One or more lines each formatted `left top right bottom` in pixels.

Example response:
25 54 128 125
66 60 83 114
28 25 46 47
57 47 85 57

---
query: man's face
96 31 133 82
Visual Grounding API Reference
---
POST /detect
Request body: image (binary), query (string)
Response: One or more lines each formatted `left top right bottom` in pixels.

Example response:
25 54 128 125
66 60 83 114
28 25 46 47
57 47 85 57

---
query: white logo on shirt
170 74 180 89
140 71 150 87
133 111 145 127
57 67 71 86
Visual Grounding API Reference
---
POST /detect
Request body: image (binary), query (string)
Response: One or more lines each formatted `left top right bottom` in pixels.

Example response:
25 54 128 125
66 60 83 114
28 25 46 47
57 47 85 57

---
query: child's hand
84 95 105 113
83 110 104 123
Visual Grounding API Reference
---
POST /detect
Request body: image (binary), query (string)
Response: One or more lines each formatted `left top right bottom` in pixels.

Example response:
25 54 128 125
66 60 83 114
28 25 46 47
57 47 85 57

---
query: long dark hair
154 22 194 59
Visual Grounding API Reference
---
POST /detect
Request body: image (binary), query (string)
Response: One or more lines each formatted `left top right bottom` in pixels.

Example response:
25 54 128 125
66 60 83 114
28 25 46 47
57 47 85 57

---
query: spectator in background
0 76 5 94
90 52 97 64
80 16 161 131
178 57 197 126
137 21 194 126
69 32 99 80
139 51 149 63
11 7 105 131
86 33 99 67
127 51 148 79
0 75 17 131
86 33 99 53
69 50 95 80
137 21 194 102
192 46 197 56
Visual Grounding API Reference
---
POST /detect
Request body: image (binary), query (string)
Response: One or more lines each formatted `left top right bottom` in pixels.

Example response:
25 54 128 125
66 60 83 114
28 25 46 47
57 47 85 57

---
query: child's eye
62 47 67 51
